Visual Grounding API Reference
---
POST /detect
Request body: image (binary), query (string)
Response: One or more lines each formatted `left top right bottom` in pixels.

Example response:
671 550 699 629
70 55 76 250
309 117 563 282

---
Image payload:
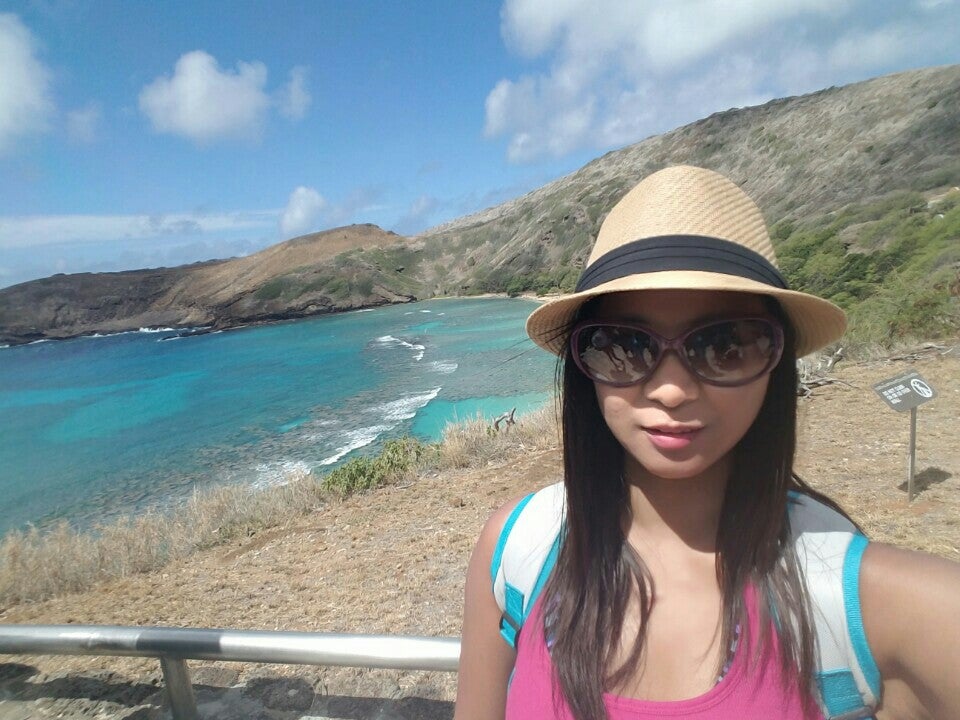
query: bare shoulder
453 494 529 720
475 495 528 557
861 543 960 620
860 543 960 718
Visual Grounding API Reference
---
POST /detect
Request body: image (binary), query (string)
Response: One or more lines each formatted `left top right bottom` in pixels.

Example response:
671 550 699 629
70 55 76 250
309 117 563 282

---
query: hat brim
526 270 846 358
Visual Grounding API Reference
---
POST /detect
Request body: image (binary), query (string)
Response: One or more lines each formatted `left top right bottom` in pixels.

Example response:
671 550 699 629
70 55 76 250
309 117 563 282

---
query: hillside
2 64 958 347
0 224 415 345
411 65 960 321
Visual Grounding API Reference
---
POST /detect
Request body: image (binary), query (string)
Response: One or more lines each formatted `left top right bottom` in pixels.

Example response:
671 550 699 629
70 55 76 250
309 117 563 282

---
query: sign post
872 371 937 501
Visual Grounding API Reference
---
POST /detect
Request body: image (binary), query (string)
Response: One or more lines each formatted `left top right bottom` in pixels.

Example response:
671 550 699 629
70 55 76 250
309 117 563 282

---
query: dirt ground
0 347 957 719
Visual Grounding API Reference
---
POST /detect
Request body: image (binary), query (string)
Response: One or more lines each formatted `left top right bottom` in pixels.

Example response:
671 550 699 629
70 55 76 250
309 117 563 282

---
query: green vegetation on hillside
775 191 960 348
252 243 430 305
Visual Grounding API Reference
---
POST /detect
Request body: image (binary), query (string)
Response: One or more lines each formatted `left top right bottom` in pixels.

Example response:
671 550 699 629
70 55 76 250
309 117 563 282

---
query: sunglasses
570 317 784 387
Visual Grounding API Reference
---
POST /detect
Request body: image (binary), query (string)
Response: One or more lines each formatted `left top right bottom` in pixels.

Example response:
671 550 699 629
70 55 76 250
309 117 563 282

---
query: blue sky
1 0 958 288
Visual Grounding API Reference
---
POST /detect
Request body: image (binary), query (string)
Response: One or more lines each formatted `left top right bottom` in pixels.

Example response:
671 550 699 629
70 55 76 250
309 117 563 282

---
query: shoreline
0 296 557 545
0 293 553 349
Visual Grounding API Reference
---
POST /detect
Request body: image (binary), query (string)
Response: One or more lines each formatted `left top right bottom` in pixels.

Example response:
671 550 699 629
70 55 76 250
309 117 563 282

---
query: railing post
159 657 199 720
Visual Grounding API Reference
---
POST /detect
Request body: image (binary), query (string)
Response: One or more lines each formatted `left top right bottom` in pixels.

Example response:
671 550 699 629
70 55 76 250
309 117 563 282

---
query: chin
630 453 724 482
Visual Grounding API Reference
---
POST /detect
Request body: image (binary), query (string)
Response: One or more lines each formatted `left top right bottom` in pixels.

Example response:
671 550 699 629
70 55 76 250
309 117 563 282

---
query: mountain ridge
2 64 958 347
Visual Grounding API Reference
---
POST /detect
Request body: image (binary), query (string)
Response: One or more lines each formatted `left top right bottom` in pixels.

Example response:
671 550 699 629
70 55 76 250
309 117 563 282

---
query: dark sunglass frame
570 317 784 387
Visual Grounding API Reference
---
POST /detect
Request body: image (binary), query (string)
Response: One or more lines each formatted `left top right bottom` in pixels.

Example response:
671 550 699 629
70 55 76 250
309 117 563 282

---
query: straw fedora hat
525 165 846 358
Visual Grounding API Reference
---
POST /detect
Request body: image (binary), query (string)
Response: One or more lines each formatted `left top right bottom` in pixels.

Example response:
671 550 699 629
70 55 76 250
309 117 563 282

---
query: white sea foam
0 344 9 350
374 387 441 422
27 338 53 345
420 310 432 313
83 326 207 341
374 334 425 361
318 425 391 466
430 361 458 374
251 460 313 489
82 329 142 340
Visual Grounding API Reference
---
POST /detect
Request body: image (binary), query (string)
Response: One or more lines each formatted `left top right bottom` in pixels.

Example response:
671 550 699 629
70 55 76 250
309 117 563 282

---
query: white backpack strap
790 492 881 720
490 482 565 647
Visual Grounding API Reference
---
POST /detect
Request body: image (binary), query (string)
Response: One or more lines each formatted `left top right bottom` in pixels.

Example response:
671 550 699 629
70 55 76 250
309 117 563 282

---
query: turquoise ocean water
0 298 556 537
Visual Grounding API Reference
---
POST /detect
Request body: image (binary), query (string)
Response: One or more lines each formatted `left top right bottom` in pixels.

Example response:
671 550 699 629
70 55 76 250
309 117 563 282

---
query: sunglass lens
576 326 658 385
684 320 777 384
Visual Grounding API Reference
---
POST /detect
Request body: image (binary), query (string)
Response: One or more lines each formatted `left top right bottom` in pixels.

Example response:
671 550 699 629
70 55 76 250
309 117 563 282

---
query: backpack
490 482 880 720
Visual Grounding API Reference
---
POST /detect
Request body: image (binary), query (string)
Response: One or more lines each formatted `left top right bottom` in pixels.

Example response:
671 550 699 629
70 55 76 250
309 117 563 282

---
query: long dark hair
542 296 849 720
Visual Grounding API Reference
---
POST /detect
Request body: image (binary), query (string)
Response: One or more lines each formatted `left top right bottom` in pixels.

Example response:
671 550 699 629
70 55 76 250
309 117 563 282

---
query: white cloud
484 74 597 163
324 185 387 227
0 209 276 249
640 0 848 71
0 14 54 153
486 0 959 163
280 186 326 237
827 23 921 72
393 194 441 235
66 102 101 143
277 66 311 120
139 50 270 143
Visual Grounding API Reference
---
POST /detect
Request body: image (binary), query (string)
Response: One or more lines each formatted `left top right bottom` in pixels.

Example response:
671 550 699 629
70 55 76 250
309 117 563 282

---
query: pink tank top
505 588 824 720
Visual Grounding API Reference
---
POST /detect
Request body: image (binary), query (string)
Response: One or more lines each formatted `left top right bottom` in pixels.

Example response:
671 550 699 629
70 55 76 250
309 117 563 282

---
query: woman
455 166 960 720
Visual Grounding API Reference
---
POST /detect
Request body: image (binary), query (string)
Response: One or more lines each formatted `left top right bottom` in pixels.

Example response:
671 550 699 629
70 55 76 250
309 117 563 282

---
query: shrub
322 437 428 496
254 278 286 300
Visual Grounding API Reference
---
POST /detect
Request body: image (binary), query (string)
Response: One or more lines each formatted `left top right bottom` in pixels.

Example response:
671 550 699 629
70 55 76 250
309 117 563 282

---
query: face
586 290 773 484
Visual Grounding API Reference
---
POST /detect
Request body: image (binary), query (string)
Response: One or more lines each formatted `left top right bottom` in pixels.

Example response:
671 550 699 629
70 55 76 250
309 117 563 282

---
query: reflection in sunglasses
582 343 648 384
575 318 782 387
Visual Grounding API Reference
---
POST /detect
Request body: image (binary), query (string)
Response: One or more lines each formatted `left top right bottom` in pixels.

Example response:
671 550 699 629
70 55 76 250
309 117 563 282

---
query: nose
643 350 700 408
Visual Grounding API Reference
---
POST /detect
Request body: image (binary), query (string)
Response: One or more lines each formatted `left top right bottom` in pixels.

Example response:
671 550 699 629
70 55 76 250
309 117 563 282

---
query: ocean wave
373 334 426 361
27 338 53 345
318 424 391 466
374 387 442 422
87 331 125 339
82 326 208 341
430 361 458 374
251 460 313 489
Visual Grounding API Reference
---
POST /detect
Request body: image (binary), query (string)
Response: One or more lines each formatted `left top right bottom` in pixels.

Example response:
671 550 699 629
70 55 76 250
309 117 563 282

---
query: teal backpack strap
789 493 881 720
490 482 565 647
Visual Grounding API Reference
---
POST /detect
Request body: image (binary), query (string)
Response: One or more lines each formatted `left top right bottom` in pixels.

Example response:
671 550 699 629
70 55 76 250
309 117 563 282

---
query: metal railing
0 624 461 720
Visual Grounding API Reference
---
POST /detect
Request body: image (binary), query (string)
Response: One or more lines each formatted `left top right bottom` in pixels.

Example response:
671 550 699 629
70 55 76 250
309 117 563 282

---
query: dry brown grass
0 407 555 607
428 404 560 470
0 469 329 605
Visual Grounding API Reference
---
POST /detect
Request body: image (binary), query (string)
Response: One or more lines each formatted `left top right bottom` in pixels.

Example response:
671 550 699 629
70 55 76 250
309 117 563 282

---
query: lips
643 424 702 450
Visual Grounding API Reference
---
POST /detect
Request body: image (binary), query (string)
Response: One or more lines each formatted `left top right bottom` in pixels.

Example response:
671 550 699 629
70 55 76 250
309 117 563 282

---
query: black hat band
575 235 788 293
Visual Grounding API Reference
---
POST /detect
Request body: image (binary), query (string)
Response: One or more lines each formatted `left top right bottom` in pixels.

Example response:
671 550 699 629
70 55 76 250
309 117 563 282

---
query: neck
624 455 730 553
